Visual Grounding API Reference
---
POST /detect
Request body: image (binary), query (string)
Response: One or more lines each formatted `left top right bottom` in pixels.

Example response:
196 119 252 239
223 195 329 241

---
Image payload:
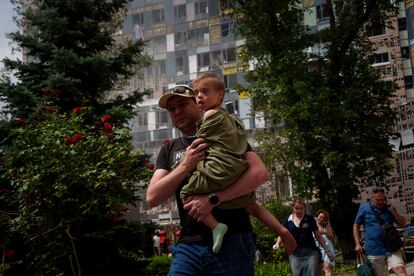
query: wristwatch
208 193 220 207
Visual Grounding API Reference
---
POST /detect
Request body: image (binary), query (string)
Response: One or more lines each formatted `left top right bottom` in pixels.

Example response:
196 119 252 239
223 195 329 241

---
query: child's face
193 78 223 111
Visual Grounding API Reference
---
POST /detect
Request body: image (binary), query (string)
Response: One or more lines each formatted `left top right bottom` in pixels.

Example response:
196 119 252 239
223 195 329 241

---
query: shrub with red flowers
1 107 153 274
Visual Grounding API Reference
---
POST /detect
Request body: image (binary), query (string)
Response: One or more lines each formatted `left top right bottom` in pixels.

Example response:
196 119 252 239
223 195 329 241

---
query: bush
254 261 291 276
144 255 172 276
1 107 152 274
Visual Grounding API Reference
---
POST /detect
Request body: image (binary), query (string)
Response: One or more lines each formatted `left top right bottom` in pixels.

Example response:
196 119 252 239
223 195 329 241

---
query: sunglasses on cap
159 85 195 109
373 188 385 193
163 86 194 95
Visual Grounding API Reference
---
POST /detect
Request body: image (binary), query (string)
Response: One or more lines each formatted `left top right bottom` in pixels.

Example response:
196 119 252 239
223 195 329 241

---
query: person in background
314 210 335 276
353 188 407 276
276 198 334 276
147 84 268 275
152 231 160 256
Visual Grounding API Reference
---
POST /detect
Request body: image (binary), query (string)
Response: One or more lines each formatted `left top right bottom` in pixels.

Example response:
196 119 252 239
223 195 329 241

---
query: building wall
125 0 414 219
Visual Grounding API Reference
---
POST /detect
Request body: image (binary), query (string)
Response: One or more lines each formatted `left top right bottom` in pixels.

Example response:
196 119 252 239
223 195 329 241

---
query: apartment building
123 0 414 220
120 0 267 220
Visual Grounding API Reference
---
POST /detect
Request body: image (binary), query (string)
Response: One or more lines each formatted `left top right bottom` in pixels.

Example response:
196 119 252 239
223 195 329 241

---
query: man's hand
184 194 213 221
355 244 363 253
180 138 208 171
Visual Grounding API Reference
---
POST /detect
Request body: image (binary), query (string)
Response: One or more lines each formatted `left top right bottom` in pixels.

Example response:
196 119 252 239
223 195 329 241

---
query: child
179 73 297 254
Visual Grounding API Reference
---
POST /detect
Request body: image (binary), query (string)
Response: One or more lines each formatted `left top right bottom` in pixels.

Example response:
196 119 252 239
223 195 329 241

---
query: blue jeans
168 232 255 276
288 247 320 276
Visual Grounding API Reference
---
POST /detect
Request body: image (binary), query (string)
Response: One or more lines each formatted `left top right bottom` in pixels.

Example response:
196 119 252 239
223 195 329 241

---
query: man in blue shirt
353 188 407 276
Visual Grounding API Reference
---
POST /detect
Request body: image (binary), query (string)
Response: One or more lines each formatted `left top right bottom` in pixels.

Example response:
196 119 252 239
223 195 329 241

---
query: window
211 50 223 66
151 35 166 53
152 9 165 24
221 21 234 37
174 4 186 19
197 52 210 68
316 4 329 20
398 17 407 31
401 47 409 59
224 74 237 89
369 52 389 64
405 76 413 89
153 60 166 75
175 31 187 46
365 21 386 37
176 56 185 75
156 110 169 127
188 27 209 44
136 112 148 127
225 101 239 115
133 12 144 25
195 1 208 16
223 47 236 63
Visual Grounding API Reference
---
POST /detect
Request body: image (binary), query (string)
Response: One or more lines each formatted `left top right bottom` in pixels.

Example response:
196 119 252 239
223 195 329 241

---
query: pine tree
1 0 149 122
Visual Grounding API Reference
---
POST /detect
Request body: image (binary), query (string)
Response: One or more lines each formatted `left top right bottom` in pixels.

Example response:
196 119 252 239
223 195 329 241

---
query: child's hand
280 230 297 256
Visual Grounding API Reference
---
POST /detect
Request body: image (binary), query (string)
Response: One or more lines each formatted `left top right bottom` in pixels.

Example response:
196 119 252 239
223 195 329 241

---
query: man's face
166 96 201 136
371 191 386 209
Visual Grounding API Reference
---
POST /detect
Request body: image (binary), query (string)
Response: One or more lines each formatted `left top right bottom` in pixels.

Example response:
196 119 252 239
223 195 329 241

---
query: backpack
373 209 403 252
380 223 403 252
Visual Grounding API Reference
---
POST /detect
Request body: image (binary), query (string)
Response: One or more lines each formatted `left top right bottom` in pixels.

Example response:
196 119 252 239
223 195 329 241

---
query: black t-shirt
155 136 253 243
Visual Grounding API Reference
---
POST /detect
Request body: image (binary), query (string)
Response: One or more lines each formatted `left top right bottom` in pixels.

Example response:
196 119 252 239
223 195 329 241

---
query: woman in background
276 198 334 276
315 210 335 276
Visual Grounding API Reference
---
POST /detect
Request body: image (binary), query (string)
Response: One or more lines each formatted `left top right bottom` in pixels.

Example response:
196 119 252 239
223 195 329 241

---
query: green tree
0 0 153 274
230 0 398 258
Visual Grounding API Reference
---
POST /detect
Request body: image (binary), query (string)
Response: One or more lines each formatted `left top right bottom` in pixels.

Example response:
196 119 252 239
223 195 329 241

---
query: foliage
333 260 357 274
143 255 173 276
0 107 152 274
229 0 398 258
1 0 150 122
252 198 291 262
254 260 355 276
254 261 291 276
0 0 154 274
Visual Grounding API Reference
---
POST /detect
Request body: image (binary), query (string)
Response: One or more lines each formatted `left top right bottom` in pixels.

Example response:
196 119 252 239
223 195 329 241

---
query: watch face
209 194 219 205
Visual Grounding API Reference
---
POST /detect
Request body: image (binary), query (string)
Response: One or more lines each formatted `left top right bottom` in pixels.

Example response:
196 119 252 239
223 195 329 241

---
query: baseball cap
158 85 195 109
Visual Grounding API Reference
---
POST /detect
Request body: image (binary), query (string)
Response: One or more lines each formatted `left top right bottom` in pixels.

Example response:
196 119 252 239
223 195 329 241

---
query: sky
0 1 17 64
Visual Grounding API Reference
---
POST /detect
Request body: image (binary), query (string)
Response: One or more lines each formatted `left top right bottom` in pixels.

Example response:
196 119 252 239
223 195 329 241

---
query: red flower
43 87 62 97
64 133 83 144
123 147 130 153
72 107 82 114
101 115 111 123
5 249 15 257
73 133 83 140
147 163 155 170
106 134 114 141
43 106 55 113
163 139 169 144
15 117 25 126
111 216 121 223
103 123 113 132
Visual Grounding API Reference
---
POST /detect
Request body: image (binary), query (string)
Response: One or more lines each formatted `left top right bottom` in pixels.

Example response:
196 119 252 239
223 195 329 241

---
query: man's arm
388 205 406 227
184 151 269 220
146 139 208 208
353 223 363 253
